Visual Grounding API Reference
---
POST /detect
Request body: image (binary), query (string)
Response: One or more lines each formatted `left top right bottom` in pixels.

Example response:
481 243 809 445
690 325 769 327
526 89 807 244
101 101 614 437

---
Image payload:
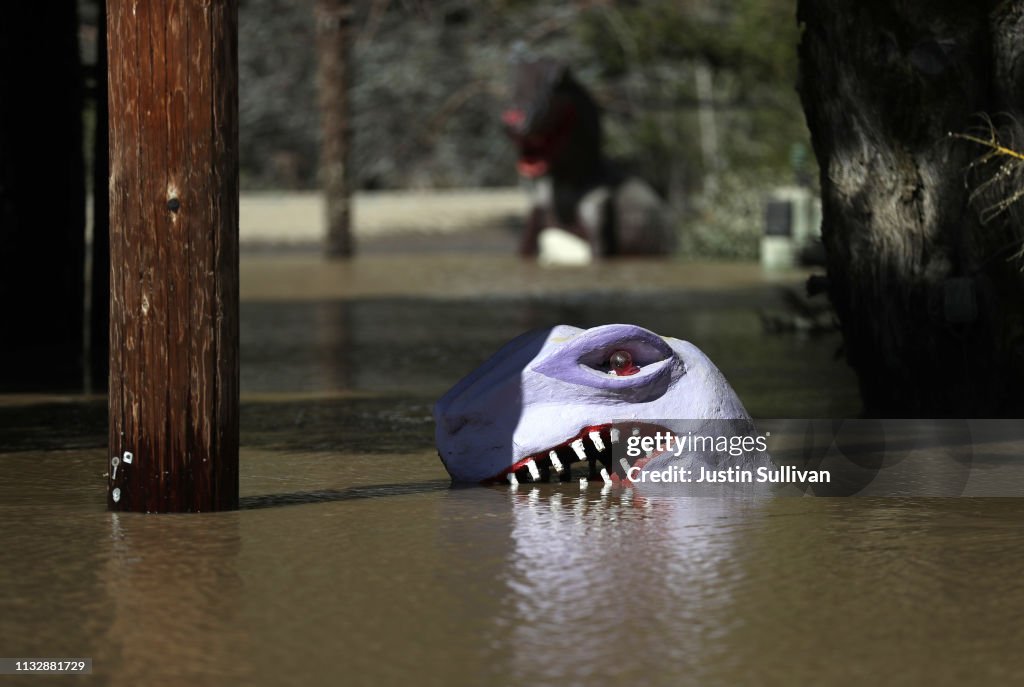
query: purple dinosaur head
434 324 752 483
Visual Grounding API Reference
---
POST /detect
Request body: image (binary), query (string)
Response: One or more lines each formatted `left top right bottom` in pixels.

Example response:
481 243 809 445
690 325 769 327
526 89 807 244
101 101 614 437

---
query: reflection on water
492 488 767 685
2 449 1023 686
2 258 1018 684
240 292 859 418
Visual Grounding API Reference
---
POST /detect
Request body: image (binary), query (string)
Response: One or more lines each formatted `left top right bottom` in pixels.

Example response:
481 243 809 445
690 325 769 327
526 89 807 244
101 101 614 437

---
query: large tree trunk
798 1 1024 416
315 0 354 257
0 4 86 391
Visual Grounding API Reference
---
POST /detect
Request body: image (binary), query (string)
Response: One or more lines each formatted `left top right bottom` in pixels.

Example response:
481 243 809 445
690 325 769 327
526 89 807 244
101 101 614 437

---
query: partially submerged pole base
107 0 240 512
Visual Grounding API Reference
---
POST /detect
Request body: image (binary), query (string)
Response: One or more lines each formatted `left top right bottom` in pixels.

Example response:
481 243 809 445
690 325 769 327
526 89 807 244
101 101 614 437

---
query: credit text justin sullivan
625 465 830 484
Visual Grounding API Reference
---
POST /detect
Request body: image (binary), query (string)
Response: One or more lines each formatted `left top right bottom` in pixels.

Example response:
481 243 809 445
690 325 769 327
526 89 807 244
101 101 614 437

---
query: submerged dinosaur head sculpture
434 324 752 483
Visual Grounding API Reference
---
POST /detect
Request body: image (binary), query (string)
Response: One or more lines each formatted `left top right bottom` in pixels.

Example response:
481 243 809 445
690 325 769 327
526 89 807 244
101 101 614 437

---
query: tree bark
0 4 85 391
315 0 354 257
107 0 240 512
798 1 1024 416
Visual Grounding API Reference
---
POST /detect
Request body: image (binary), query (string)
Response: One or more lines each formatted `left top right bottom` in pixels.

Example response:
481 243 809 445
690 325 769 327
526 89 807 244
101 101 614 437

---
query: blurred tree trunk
798 1 1024 416
315 0 354 257
0 4 86 391
694 60 719 196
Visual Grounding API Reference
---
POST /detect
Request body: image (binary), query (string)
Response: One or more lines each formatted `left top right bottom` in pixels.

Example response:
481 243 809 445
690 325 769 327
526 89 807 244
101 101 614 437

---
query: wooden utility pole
107 0 240 512
315 0 355 257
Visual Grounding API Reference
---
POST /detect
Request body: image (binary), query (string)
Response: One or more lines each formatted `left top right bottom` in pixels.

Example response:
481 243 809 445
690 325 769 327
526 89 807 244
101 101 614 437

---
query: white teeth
610 428 620 444
548 450 564 474
588 431 606 452
619 458 632 474
507 472 519 487
579 477 588 489
526 460 540 481
571 439 587 460
600 468 612 484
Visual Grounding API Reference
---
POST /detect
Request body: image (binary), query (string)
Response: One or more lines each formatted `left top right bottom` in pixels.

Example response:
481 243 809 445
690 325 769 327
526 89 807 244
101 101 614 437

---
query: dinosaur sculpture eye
531 324 677 390
609 350 640 376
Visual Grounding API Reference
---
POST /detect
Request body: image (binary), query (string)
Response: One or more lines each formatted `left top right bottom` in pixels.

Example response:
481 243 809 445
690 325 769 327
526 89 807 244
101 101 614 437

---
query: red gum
489 422 673 485
488 423 612 484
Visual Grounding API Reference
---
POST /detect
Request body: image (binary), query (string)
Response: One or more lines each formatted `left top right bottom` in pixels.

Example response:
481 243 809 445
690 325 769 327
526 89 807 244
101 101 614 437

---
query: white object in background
761 186 821 270
538 227 593 266
760 235 797 271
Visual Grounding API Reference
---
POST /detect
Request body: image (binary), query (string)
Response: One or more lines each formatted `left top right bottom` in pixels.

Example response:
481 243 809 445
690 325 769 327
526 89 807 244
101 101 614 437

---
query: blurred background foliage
237 0 814 257
82 0 815 257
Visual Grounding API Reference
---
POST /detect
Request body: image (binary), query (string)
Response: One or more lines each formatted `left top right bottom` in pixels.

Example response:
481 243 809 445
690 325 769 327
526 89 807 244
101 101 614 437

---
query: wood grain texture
108 0 239 512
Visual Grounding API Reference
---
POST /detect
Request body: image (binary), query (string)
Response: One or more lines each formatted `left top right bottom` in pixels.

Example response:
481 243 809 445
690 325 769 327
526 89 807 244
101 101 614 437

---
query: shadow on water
0 398 108 451
243 396 436 453
0 394 440 454
239 480 450 510
240 294 859 416
0 396 439 453
0 289 859 452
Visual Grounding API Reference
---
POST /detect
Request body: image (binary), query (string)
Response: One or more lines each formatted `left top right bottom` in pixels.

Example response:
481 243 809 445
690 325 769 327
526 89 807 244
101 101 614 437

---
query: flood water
2 256 1022 686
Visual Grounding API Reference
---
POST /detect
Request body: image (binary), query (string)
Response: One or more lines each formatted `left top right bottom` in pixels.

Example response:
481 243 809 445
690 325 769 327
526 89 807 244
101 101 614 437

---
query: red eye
609 350 640 376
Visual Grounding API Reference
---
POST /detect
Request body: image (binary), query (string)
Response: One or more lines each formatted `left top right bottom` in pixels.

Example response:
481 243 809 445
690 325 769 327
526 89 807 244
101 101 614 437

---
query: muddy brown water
2 257 1022 686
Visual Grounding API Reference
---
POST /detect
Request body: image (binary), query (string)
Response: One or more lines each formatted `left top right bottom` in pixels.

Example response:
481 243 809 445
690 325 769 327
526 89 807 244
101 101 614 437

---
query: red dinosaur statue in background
502 57 675 259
